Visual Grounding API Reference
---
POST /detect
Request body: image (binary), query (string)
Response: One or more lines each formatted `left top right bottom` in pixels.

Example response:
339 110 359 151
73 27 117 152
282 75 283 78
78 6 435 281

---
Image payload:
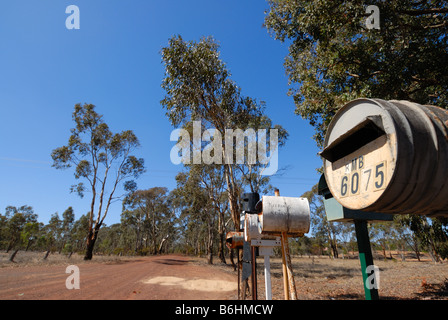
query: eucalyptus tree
3 205 37 253
60 206 75 253
51 103 145 260
301 185 340 258
265 0 448 147
172 170 216 263
161 35 287 232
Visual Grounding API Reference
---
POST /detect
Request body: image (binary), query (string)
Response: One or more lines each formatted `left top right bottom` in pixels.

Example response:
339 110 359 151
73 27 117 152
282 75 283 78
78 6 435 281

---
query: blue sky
0 1 321 225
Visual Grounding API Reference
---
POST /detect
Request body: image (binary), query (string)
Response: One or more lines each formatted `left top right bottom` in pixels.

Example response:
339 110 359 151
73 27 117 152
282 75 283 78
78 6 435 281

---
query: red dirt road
0 255 238 300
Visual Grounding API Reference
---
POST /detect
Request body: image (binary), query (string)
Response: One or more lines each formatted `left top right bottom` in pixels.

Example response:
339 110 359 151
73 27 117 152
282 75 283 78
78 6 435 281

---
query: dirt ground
1 251 447 300
0 253 237 300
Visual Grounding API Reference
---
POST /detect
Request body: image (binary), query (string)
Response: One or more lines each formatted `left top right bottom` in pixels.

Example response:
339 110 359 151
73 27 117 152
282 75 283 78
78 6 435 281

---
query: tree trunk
207 228 213 264
25 240 32 252
218 213 226 264
158 235 169 254
9 249 19 262
229 248 236 271
43 250 51 260
223 163 240 230
84 225 100 260
6 240 14 253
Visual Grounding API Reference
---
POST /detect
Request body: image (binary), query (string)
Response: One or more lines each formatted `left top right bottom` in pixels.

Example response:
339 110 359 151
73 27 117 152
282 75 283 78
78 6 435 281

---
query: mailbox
321 98 448 217
259 196 310 236
244 214 262 241
243 195 310 240
318 174 393 222
225 231 244 249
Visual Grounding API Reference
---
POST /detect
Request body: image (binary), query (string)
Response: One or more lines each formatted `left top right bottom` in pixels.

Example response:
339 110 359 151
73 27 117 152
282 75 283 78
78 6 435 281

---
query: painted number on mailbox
340 161 386 197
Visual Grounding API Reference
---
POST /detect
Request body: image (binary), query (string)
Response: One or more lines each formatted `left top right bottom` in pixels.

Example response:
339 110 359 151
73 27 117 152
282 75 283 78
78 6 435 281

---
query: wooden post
280 235 290 300
282 232 298 300
275 188 298 300
276 189 289 300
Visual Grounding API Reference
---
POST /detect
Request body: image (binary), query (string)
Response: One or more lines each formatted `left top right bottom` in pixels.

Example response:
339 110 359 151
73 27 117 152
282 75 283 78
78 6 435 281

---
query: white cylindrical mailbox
321 98 448 217
244 214 261 241
260 196 310 236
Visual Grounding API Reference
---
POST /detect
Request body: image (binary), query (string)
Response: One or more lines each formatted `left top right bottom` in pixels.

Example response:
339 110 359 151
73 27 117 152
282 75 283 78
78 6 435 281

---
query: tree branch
398 8 448 16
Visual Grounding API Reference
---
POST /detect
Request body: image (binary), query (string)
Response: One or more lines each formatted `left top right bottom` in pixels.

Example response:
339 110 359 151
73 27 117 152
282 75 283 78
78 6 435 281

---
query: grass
0 251 140 268
198 251 448 300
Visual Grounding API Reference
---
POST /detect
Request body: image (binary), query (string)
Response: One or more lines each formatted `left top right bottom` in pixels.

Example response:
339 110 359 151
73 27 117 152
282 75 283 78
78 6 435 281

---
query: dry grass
0 251 141 268
199 252 448 300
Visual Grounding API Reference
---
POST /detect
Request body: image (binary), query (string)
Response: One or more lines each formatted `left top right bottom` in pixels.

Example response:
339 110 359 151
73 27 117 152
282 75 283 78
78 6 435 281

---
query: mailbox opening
321 116 385 162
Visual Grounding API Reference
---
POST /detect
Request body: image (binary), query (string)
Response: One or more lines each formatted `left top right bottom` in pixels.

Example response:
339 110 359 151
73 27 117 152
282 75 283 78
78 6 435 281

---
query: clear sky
0 1 321 225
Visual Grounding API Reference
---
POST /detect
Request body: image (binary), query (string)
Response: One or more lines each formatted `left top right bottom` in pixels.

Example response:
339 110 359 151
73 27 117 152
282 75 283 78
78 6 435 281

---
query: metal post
251 246 258 300
237 248 240 300
264 255 272 300
354 220 379 300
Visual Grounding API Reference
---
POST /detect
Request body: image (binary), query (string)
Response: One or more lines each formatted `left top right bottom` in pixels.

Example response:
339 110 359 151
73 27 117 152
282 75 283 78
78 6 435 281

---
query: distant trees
170 165 230 264
1 206 38 260
51 103 145 260
122 187 176 255
1 195 447 263
0 205 79 261
300 183 448 262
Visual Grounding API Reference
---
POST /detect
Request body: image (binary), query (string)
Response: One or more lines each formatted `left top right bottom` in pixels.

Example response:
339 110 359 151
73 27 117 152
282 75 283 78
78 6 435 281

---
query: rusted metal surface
225 231 244 249
322 98 448 217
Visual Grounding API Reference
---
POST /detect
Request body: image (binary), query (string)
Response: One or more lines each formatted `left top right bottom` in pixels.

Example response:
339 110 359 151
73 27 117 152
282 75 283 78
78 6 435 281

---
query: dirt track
0 255 238 300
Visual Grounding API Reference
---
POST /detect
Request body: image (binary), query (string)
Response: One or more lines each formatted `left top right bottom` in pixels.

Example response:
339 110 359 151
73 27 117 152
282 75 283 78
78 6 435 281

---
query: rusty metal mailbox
259 196 310 236
321 98 448 217
226 231 244 249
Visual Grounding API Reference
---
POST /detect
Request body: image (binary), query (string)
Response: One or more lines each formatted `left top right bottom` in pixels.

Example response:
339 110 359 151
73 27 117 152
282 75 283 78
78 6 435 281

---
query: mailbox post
318 174 391 300
319 98 448 299
242 191 311 300
235 190 311 300
354 220 378 300
241 192 260 300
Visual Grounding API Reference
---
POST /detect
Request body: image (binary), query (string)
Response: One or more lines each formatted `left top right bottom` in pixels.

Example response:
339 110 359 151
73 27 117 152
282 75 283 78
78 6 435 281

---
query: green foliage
398 214 448 261
0 205 38 251
51 103 145 260
161 35 258 129
265 0 448 146
161 35 288 232
121 187 176 255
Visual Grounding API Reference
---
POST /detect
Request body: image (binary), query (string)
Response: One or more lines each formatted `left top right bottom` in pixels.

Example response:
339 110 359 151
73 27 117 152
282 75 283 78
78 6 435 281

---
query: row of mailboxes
243 195 310 241
321 98 448 218
226 194 311 247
